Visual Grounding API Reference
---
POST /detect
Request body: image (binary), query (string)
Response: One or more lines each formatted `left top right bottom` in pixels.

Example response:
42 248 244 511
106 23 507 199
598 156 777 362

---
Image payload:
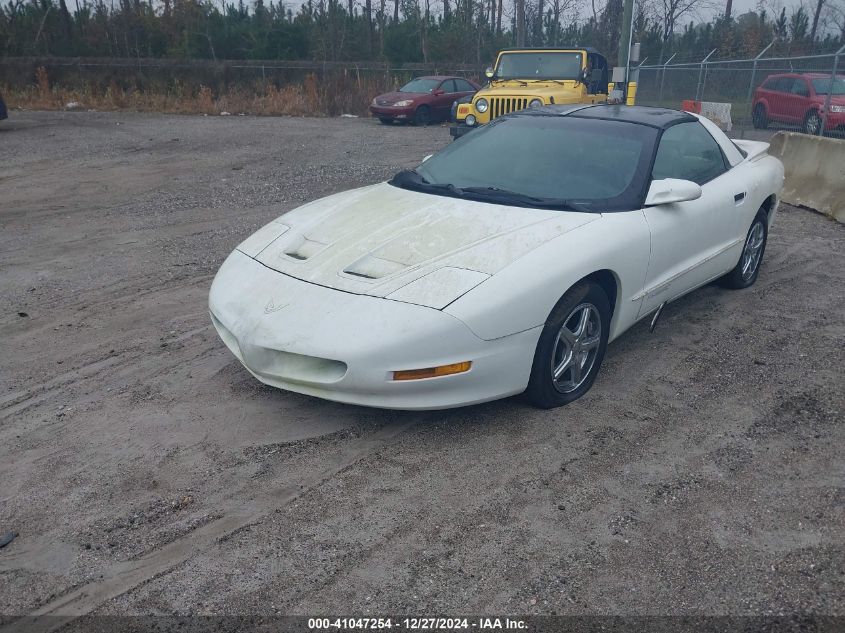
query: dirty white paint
210 123 784 409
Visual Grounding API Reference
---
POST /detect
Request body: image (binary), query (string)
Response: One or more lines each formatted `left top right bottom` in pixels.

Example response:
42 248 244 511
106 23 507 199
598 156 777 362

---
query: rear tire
803 110 822 135
720 211 768 289
752 103 768 129
523 282 611 409
413 105 431 126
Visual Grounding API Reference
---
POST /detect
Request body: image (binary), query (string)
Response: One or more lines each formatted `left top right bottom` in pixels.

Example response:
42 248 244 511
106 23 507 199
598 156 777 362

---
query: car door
433 80 457 120
788 77 811 121
777 77 798 123
639 121 745 316
766 77 790 123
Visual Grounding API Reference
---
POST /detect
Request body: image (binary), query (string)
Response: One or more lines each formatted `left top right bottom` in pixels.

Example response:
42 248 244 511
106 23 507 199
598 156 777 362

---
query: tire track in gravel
0 321 213 421
2 416 426 633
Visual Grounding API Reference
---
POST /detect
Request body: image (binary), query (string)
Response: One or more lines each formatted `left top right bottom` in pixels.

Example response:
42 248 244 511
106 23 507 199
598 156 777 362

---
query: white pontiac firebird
209 105 784 410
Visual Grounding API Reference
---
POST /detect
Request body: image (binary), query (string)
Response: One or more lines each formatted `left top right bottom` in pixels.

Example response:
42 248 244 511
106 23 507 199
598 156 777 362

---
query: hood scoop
281 235 328 261
343 254 407 281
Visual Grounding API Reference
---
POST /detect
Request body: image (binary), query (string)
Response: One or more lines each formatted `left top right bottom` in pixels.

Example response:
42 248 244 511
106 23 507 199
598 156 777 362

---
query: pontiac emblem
264 299 288 314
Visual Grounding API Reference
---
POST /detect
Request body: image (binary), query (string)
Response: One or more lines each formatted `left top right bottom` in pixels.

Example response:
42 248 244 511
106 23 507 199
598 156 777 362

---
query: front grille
376 98 392 106
490 97 530 119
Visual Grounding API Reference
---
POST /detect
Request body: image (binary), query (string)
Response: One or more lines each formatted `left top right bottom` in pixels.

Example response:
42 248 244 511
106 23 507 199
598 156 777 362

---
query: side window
441 79 457 93
764 77 787 91
455 79 475 92
791 80 809 96
652 122 728 186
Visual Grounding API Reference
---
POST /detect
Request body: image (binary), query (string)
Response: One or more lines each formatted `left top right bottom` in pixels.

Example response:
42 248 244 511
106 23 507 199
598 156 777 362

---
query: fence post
820 44 845 134
744 42 774 129
695 49 716 102
658 52 676 103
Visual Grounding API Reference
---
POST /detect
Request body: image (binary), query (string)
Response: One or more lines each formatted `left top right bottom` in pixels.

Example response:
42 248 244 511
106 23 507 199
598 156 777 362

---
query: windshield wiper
390 170 465 197
525 78 569 86
460 186 592 212
390 173 592 212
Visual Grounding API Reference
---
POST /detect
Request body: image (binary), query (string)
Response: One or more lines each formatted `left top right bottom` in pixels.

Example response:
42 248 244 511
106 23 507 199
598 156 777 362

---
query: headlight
394 99 414 107
465 114 477 126
475 98 488 113
830 105 845 113
529 98 543 108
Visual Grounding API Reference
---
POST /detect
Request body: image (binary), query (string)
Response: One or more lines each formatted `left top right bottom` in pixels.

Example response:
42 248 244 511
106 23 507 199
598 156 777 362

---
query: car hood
481 81 582 98
239 182 598 302
376 91 427 104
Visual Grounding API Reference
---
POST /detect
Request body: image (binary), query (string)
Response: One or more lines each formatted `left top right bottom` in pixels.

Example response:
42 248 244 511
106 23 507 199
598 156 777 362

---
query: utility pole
619 0 635 100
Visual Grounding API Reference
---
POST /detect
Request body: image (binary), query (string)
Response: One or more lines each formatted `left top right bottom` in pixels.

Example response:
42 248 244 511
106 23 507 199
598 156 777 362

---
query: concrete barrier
700 102 732 131
767 131 845 224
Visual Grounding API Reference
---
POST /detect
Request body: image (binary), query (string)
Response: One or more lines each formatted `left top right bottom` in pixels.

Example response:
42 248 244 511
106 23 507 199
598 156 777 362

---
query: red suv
752 73 845 135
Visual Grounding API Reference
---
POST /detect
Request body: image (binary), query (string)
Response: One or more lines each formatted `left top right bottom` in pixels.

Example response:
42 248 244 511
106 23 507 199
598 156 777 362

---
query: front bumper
449 122 479 138
823 111 845 130
209 250 539 410
369 105 414 121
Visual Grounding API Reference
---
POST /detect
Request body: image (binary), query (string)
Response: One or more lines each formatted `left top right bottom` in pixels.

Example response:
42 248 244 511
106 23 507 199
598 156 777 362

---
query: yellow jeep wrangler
451 47 627 138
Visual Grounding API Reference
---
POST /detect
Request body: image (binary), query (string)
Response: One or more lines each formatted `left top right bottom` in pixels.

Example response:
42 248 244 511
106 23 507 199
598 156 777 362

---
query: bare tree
516 0 526 45
650 0 717 61
809 0 825 42
547 0 580 44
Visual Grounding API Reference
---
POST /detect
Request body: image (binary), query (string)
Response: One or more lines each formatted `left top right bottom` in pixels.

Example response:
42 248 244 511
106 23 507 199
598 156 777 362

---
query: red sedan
752 72 845 135
370 76 480 126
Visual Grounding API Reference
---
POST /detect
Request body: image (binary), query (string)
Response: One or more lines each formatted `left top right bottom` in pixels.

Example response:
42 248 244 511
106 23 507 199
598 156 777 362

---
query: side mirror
484 67 495 79
645 178 702 206
432 89 445 96
422 154 433 163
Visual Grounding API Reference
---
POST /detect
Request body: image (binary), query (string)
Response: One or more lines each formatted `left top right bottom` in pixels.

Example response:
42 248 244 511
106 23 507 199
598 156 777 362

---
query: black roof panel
497 46 603 55
516 104 697 129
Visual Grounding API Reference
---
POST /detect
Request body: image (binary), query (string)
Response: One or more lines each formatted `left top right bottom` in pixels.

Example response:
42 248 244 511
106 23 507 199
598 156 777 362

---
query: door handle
734 192 746 203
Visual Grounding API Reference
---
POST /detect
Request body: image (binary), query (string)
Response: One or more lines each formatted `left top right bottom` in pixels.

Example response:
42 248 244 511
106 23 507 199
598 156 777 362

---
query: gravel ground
0 112 843 627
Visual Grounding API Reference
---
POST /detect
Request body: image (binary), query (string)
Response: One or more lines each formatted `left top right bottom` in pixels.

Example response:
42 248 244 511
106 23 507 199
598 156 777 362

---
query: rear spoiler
733 139 770 162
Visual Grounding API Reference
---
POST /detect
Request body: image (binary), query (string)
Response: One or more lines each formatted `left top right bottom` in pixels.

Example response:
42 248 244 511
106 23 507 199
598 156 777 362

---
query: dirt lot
1 112 843 627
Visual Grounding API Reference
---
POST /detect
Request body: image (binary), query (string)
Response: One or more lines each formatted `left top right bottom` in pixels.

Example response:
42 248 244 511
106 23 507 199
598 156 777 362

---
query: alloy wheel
741 221 766 282
551 303 602 394
805 112 821 135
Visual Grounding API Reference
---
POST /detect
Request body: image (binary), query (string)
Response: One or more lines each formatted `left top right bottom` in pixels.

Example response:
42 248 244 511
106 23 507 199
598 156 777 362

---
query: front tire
721 211 768 289
413 105 431 126
803 110 822 135
523 281 611 409
379 117 392 125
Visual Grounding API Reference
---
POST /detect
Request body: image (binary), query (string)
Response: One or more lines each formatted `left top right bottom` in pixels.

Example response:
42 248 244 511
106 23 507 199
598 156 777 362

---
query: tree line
2 0 844 68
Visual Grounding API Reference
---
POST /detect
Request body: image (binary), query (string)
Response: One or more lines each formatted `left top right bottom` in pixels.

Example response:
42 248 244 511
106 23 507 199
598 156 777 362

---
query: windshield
495 52 583 80
393 115 657 212
400 78 440 93
812 77 845 95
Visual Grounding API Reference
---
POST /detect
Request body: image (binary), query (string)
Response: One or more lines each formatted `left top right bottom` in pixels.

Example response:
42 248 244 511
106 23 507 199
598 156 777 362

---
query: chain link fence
0 56 481 95
635 45 845 136
0 56 484 116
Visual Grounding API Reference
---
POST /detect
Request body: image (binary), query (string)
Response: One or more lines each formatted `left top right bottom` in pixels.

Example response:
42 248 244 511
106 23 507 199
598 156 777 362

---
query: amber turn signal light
392 361 472 381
